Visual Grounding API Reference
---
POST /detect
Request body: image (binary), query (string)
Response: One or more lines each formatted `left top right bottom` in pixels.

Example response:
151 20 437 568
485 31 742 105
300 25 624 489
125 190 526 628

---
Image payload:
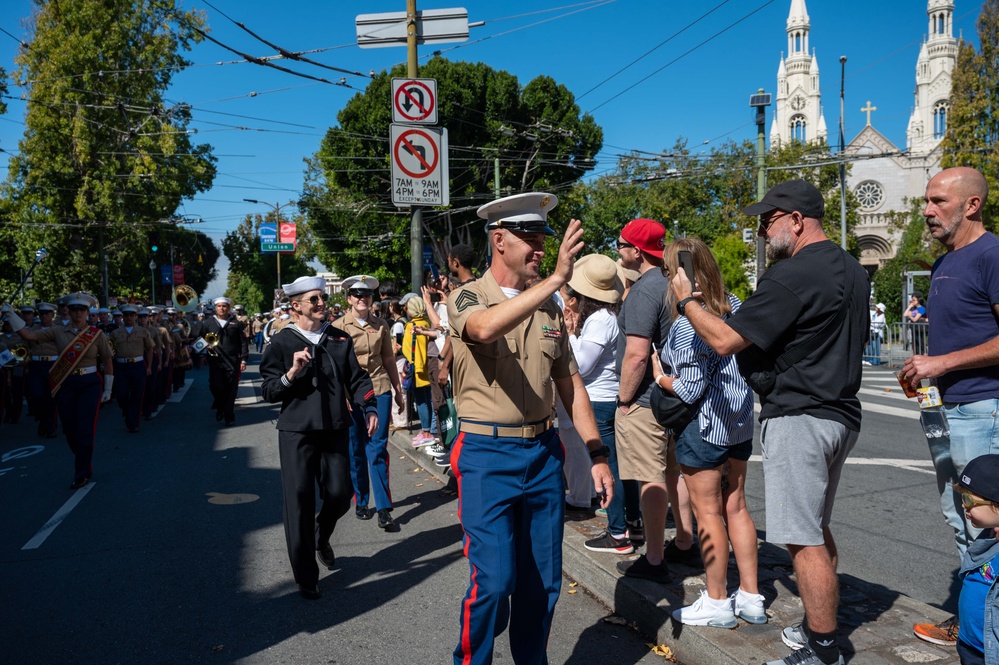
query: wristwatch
588 445 610 461
676 297 697 316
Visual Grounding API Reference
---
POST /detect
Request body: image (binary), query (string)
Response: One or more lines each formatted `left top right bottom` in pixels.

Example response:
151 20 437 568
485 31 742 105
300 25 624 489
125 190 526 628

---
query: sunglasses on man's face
953 483 996 510
616 240 635 250
301 293 330 306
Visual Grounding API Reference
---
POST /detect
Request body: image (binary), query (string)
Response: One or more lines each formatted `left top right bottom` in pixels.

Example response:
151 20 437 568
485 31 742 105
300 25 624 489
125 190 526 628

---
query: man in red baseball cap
614 218 698 584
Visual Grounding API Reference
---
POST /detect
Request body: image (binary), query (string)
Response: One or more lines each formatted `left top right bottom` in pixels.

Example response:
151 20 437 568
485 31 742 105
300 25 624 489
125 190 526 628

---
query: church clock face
790 95 806 111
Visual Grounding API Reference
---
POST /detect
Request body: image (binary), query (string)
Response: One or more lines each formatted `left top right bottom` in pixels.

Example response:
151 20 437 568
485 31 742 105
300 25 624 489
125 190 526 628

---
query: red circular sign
394 80 435 122
393 129 440 179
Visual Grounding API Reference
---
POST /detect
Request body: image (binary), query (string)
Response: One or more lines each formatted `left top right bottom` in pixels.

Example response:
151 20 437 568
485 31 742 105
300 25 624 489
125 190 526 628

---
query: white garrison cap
477 192 558 235
119 304 139 314
342 275 379 292
65 292 99 308
98 307 110 314
212 297 233 307
36 302 57 313
282 275 325 297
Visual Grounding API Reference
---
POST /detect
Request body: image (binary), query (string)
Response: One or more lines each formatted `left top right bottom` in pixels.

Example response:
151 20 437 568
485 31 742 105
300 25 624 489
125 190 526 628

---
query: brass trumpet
173 285 199 313
11 344 29 362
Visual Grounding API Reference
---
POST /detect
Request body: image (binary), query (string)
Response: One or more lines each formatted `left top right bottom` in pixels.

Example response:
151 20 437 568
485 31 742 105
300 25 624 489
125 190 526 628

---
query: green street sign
261 242 294 253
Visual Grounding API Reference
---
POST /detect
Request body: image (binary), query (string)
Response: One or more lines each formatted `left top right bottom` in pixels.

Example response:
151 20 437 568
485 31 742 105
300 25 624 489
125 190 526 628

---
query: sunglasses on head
349 289 373 298
300 293 330 306
953 483 996 510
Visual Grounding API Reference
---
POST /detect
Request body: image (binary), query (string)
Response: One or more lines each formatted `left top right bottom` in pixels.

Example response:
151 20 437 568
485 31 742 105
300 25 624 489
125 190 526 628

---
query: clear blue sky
0 1 983 297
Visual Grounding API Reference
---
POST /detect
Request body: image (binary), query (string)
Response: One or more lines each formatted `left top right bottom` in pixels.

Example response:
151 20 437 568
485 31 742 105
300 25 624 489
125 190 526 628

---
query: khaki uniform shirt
157 325 174 354
331 311 394 395
28 326 60 357
251 319 265 334
33 326 113 369
109 325 154 359
271 317 290 335
237 314 251 336
447 270 577 425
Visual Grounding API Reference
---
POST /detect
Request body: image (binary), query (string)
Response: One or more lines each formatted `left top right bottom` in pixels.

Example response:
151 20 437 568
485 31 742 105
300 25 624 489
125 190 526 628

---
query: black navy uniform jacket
259 324 376 432
202 316 249 362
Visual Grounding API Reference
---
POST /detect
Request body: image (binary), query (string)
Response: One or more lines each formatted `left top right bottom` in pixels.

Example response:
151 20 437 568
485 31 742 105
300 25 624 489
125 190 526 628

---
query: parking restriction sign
392 78 437 124
390 124 449 207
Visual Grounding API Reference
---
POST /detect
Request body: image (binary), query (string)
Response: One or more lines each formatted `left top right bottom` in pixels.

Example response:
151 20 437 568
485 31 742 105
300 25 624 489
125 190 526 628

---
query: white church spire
907 0 957 154
772 0 824 147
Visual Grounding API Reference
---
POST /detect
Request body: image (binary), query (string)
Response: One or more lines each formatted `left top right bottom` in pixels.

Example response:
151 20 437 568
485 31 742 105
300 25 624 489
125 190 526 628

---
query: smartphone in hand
678 250 695 289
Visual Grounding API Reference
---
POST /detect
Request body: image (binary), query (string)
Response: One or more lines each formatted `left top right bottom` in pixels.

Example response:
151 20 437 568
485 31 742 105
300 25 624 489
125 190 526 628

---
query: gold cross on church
861 101 877 127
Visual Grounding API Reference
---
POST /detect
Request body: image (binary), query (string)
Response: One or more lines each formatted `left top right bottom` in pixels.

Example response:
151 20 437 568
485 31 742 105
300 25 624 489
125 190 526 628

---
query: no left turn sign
392 78 438 124
390 124 449 207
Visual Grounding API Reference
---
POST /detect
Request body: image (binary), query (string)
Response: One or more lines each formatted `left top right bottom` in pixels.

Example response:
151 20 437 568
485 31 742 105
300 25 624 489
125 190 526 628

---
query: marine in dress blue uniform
447 193 614 665
26 302 60 438
109 305 154 432
5 292 114 488
332 275 406 529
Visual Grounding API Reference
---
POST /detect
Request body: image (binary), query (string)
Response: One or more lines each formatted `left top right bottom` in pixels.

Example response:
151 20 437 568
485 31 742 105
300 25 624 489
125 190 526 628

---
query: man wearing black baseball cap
669 178 871 665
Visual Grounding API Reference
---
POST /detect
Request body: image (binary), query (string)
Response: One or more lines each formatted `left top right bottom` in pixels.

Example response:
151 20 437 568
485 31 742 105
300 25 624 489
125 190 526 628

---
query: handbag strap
774 250 855 373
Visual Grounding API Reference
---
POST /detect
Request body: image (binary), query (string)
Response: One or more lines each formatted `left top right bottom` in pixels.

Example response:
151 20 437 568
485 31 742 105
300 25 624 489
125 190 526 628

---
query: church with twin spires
769 0 957 273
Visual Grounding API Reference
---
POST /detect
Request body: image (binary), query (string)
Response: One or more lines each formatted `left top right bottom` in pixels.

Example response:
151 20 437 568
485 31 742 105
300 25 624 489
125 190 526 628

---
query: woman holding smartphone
652 237 765 628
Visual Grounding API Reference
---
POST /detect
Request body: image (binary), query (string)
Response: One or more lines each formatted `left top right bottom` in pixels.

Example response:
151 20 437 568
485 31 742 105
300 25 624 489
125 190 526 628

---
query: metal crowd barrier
863 321 927 368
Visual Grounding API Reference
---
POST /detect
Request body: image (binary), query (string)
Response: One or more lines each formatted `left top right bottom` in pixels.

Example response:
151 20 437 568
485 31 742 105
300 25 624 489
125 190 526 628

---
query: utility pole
407 0 423 292
839 56 848 250
245 199 298 298
750 89 772 282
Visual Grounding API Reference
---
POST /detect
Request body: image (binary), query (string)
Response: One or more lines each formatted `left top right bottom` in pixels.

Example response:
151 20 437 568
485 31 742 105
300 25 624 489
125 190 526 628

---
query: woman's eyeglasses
300 293 330 306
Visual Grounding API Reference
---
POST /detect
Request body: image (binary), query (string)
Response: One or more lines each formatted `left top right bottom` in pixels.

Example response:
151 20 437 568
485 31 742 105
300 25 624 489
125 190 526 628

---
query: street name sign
261 242 294 253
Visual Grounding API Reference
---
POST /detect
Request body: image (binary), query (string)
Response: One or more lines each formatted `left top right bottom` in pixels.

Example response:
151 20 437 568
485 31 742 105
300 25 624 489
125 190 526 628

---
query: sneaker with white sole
584 531 634 554
765 647 843 665
671 590 738 629
781 623 808 650
411 434 435 448
734 589 767 624
425 442 447 457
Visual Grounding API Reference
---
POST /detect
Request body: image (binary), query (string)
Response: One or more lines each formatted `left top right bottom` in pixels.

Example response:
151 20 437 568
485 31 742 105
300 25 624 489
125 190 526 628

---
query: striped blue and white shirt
663 293 754 446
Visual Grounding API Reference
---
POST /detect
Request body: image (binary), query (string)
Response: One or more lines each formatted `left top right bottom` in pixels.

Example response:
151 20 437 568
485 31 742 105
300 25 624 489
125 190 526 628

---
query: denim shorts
674 420 752 469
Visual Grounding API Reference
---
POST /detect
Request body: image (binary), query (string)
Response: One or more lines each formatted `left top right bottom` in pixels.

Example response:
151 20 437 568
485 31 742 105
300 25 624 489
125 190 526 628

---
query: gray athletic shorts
760 414 859 547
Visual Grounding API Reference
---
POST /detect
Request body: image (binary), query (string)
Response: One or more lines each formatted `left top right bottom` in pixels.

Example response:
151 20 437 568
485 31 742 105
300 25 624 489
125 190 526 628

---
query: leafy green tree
222 212 315 309
301 57 602 287
1 0 216 304
941 1 999 230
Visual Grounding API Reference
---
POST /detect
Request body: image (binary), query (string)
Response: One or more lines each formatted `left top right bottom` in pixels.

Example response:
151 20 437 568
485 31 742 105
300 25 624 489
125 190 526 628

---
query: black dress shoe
317 543 335 570
355 506 372 520
69 477 89 490
376 508 398 531
216 409 224 422
298 584 322 600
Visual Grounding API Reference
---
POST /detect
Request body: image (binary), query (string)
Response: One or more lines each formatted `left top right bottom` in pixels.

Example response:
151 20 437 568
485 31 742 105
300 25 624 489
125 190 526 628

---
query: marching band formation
0 281 306 489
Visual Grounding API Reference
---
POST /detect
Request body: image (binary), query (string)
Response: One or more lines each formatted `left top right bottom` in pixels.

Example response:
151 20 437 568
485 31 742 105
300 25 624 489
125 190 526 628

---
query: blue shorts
675 420 752 469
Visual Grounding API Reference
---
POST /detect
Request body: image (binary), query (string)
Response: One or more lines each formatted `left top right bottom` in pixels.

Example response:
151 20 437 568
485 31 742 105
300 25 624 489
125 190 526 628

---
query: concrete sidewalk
388 429 960 665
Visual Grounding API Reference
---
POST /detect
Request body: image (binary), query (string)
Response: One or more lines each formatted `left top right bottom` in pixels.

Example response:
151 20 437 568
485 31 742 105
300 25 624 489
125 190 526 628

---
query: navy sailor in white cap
260 275 378 600
201 297 249 426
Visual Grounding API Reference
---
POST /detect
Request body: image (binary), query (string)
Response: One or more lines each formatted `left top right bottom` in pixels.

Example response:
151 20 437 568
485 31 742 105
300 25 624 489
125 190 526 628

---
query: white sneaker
425 443 447 457
671 590 737 629
734 588 767 624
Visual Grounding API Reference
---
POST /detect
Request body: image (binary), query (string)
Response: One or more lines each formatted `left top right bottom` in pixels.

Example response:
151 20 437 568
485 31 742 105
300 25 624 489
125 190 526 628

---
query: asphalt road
0 359 664 665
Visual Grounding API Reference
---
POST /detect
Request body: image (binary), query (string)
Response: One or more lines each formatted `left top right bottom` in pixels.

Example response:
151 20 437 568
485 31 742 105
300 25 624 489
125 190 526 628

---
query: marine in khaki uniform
4 292 114 489
332 275 405 529
139 308 161 420
109 305 154 432
446 192 614 665
26 302 60 438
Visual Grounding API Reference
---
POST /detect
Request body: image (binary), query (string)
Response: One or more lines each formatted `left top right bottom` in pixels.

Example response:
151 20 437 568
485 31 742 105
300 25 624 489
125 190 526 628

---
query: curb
388 430 959 665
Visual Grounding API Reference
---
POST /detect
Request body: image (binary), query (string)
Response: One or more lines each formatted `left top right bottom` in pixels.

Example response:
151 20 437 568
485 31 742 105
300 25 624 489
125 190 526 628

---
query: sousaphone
173 285 199 313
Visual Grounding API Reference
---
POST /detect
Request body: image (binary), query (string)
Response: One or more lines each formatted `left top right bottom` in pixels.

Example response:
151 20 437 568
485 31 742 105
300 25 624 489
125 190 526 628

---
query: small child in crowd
954 453 999 665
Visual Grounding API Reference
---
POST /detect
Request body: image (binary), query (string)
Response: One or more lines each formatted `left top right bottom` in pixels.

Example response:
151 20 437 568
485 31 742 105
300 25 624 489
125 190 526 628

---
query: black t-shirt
727 241 870 431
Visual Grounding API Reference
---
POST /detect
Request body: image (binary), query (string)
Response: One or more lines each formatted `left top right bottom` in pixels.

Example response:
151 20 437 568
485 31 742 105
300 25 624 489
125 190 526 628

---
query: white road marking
749 455 935 475
166 378 194 403
22 482 96 550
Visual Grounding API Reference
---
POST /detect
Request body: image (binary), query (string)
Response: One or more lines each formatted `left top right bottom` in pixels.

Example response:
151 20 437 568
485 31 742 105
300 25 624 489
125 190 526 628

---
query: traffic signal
150 231 160 253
